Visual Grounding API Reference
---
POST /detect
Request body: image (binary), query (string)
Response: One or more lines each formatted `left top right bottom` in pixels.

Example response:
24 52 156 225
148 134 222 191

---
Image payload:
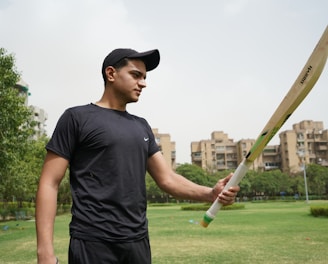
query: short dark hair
102 58 129 85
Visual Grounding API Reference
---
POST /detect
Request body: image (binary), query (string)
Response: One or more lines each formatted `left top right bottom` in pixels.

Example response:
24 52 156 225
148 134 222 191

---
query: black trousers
68 236 151 264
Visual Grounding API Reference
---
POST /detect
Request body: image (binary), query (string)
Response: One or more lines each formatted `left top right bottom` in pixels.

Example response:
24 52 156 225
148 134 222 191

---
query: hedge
310 205 328 217
181 203 245 211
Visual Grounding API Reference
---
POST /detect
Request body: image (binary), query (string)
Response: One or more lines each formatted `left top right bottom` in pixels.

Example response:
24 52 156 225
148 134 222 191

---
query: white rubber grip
206 159 250 217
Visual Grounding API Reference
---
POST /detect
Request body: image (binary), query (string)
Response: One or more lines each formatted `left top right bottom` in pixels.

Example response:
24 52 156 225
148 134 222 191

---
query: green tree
249 170 292 197
0 48 35 202
290 175 306 197
145 172 166 202
238 176 252 197
58 170 71 205
16 136 49 203
306 163 328 196
176 163 210 186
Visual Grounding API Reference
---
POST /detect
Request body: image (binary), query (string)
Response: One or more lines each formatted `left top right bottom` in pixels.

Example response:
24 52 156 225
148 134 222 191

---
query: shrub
222 203 245 210
57 204 71 215
0 208 10 220
310 205 328 217
148 203 177 207
181 203 245 211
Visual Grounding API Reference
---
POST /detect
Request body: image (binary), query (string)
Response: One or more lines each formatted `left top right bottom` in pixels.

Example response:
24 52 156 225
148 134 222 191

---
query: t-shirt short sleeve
46 108 79 161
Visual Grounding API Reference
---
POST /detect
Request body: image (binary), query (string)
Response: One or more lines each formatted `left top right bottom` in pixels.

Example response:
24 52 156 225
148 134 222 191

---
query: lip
135 89 142 96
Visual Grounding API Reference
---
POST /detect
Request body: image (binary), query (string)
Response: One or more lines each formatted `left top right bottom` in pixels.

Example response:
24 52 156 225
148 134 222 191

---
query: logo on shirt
144 137 149 142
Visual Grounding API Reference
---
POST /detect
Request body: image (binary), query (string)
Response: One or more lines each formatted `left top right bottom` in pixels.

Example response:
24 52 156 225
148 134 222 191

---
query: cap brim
128 49 160 71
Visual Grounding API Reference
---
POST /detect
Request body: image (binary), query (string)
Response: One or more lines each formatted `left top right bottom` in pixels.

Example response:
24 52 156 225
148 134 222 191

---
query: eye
131 71 145 80
131 71 140 78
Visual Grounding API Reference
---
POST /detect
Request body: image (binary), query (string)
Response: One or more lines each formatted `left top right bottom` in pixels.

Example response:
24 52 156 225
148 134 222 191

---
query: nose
138 79 146 88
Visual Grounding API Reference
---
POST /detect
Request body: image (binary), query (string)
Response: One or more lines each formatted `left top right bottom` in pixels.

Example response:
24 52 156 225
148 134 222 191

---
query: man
36 48 240 264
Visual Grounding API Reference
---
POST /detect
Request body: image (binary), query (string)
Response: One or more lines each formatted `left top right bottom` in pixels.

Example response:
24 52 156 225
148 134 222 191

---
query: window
216 146 225 152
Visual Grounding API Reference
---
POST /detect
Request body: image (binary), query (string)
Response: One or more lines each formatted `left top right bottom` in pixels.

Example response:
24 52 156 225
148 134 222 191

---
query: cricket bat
201 25 328 228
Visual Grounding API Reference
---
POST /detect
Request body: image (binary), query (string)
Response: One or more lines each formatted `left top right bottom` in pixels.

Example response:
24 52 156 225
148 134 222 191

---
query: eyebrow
130 69 147 80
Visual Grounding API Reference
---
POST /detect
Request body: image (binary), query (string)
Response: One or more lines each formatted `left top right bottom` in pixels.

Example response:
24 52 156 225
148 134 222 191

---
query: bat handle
200 159 250 227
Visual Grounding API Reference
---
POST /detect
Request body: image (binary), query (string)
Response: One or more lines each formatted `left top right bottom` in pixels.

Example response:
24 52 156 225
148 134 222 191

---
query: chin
128 98 139 103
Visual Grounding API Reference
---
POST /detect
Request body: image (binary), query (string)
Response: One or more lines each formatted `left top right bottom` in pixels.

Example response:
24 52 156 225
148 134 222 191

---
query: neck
95 100 126 111
96 88 127 111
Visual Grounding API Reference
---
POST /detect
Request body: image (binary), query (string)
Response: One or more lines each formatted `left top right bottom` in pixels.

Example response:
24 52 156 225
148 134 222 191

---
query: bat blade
247 27 328 162
201 25 328 228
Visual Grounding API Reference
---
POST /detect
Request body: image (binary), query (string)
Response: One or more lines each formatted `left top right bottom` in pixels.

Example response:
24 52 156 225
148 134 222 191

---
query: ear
105 66 116 82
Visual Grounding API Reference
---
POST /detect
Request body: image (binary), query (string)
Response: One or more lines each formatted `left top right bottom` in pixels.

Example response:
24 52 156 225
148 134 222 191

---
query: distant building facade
280 120 328 173
191 120 328 173
15 79 30 105
30 105 48 139
152 128 176 170
191 131 264 173
15 79 48 139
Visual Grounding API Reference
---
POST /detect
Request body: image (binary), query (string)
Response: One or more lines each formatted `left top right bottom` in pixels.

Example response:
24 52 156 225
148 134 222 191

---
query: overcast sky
1 0 327 164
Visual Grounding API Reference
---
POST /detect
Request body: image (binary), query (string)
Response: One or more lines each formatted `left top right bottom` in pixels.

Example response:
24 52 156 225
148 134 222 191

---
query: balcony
192 155 202 161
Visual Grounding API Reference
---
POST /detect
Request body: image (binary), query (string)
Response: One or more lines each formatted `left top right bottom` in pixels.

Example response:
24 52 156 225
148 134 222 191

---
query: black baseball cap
102 48 160 81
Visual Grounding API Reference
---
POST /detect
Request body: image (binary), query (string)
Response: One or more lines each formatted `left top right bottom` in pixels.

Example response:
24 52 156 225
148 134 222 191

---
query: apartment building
261 145 281 171
15 79 48 139
152 128 176 170
191 131 232 172
280 120 328 173
191 131 263 173
30 105 48 139
191 120 328 173
15 79 30 105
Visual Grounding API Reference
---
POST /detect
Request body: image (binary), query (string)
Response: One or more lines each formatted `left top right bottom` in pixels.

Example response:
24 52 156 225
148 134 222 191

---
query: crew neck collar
91 103 128 113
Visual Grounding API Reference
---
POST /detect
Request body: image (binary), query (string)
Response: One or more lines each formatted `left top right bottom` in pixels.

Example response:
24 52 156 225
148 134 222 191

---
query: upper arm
147 152 173 189
39 151 69 188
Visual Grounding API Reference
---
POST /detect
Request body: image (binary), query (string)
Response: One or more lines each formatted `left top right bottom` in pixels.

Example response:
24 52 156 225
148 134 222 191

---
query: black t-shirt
46 104 159 242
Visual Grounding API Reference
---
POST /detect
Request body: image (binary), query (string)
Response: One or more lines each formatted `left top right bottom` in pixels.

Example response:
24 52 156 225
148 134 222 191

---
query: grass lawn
0 201 327 264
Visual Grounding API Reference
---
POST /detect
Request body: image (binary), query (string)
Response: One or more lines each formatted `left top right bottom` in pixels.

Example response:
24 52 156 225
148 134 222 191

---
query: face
106 59 147 104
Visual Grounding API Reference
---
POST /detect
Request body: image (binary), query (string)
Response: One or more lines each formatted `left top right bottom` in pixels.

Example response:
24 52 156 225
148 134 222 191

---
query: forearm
35 182 58 261
158 172 215 202
148 153 235 203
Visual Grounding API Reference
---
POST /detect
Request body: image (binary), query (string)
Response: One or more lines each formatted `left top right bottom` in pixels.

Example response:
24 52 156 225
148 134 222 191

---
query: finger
227 186 240 193
222 189 236 197
218 192 234 201
218 196 235 205
223 173 234 182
